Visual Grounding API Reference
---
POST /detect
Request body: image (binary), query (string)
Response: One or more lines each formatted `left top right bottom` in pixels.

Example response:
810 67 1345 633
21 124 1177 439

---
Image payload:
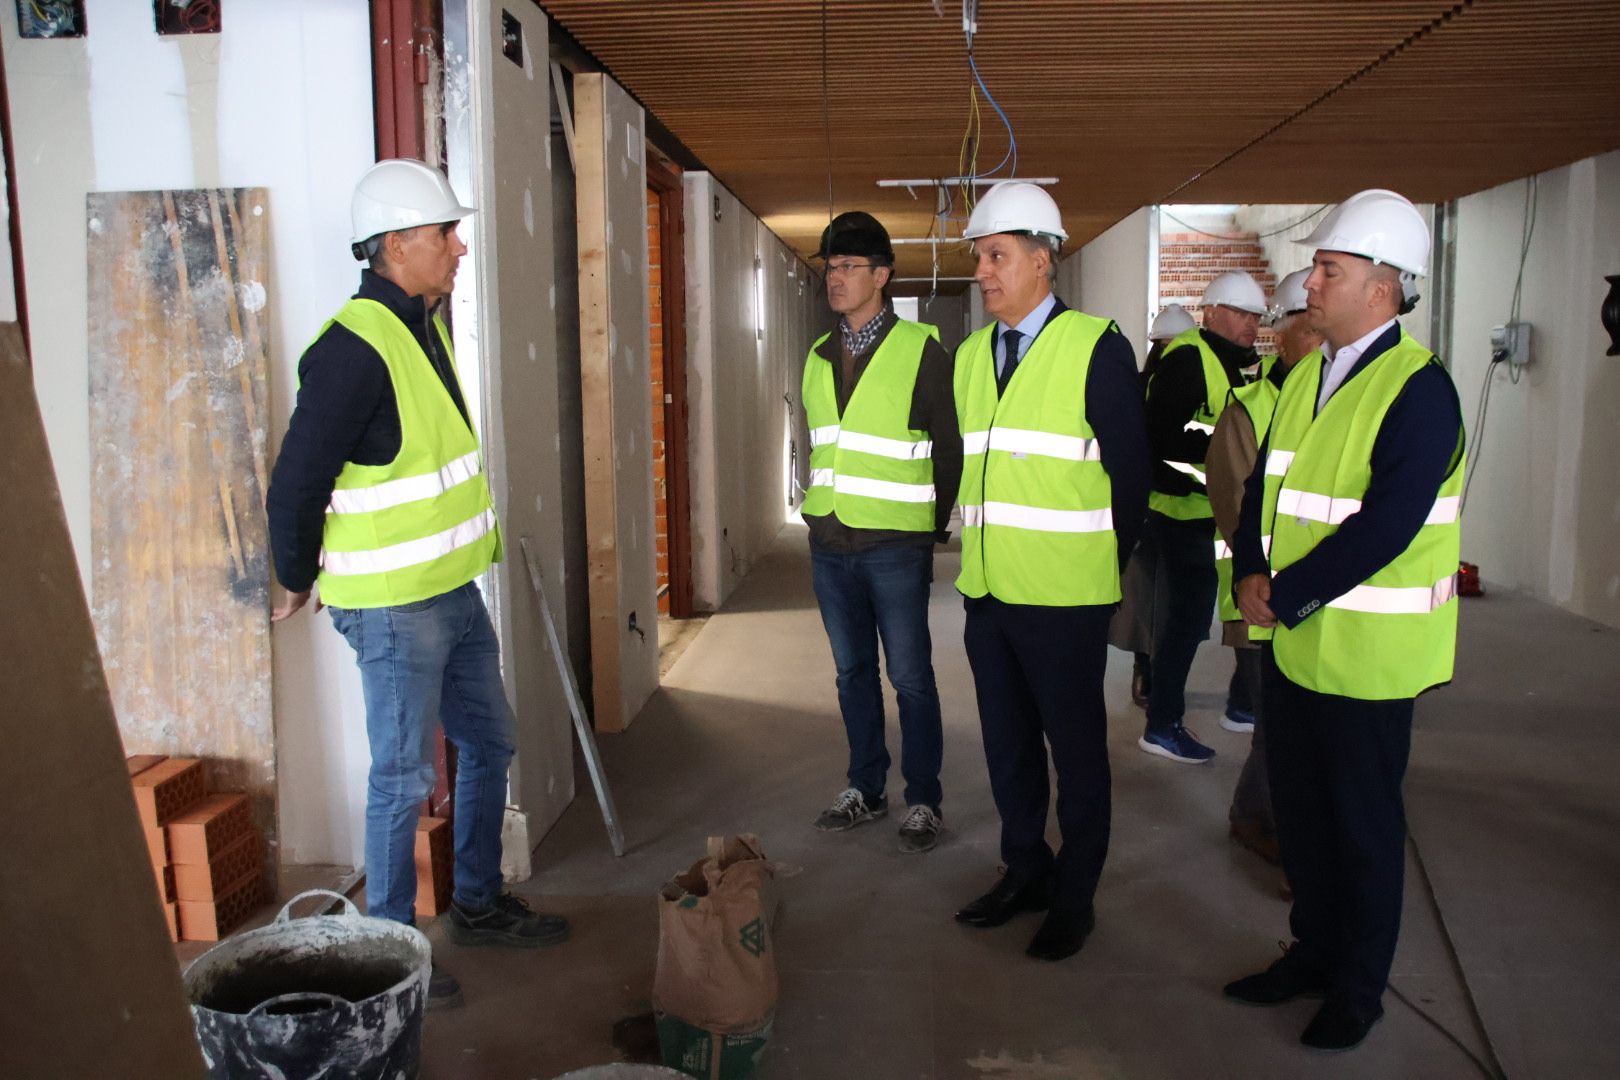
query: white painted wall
1449 151 1620 628
683 173 826 610
3 0 376 867
1072 208 1154 362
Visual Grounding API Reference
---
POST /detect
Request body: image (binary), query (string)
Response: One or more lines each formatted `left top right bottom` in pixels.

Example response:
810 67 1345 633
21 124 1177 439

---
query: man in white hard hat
801 211 960 853
1138 270 1266 763
1225 190 1464 1052
950 181 1150 961
1205 268 1320 872
266 159 569 1009
1113 300 1201 710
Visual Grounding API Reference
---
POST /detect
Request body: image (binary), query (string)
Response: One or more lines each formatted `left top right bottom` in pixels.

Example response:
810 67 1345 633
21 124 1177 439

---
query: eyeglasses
825 262 877 277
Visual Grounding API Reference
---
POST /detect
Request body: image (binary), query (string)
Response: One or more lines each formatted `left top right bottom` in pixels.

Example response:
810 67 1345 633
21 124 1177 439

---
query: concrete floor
420 524 1620 1079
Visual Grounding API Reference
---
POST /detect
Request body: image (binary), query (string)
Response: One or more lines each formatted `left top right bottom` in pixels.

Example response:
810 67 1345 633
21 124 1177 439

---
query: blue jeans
327 582 515 925
810 543 943 812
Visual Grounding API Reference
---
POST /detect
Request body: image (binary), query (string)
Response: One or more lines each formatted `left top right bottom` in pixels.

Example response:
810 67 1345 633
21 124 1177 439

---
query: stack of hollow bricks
128 756 265 942
648 188 670 614
1158 230 1280 357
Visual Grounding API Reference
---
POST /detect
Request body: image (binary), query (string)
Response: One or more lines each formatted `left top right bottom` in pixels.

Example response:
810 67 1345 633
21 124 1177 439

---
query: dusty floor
413 524 1620 1079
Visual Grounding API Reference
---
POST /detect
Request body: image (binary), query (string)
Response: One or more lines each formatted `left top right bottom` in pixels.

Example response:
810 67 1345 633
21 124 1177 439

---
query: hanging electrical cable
1160 204 1330 241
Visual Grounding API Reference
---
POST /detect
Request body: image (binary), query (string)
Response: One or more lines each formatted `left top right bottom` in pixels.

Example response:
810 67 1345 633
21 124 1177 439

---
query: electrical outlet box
1490 321 1531 368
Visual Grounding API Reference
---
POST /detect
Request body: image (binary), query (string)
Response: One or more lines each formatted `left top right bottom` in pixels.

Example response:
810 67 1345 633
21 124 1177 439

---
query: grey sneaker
426 962 464 1010
897 804 942 853
812 787 887 832
447 892 570 948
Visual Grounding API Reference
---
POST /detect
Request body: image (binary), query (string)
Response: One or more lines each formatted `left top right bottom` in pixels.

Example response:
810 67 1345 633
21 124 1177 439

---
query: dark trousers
964 594 1112 912
1145 512 1216 733
1263 647 1414 1014
1228 646 1273 834
811 543 944 811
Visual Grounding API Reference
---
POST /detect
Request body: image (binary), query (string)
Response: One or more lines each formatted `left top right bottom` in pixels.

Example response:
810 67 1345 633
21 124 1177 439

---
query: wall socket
1490 321 1531 368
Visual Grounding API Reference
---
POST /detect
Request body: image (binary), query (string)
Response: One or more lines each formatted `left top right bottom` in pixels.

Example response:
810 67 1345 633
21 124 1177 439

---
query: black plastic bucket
182 889 431 1079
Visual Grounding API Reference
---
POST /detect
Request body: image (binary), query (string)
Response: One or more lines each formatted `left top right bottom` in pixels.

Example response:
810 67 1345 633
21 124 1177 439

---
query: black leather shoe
1026 905 1095 961
954 873 1053 928
1223 944 1330 1005
1301 999 1383 1051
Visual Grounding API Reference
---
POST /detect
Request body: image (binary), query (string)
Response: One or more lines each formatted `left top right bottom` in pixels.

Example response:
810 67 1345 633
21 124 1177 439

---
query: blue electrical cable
967 51 1017 179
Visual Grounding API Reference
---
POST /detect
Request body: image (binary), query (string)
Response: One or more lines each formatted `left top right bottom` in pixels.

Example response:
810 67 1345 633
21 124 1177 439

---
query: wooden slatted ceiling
541 0 1620 286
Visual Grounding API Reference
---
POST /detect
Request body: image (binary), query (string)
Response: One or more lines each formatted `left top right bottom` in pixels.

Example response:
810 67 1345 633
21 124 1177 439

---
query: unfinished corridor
417 524 1620 1079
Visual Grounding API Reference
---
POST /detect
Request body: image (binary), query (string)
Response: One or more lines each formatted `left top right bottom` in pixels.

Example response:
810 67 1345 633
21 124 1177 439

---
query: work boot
897 805 942 853
812 788 887 832
426 962 464 1010
448 892 570 948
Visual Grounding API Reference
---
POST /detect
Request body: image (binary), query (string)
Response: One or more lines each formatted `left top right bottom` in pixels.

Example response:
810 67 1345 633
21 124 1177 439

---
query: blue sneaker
1138 725 1216 763
1221 707 1256 733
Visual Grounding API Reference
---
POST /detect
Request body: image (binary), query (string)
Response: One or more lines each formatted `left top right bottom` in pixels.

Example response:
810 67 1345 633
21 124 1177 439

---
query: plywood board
86 188 276 884
575 72 658 733
0 321 205 1077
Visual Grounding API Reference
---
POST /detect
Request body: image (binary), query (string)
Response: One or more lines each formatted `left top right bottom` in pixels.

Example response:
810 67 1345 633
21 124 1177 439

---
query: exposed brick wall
648 189 670 614
1158 230 1279 357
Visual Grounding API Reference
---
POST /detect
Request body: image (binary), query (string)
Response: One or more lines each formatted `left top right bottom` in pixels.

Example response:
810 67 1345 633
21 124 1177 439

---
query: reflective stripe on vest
1149 327 1235 520
1260 330 1465 699
800 319 940 530
315 299 501 608
954 308 1120 607
1214 378 1282 625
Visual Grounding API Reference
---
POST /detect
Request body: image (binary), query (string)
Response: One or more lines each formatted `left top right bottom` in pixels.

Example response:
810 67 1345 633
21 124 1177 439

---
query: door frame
646 154 693 619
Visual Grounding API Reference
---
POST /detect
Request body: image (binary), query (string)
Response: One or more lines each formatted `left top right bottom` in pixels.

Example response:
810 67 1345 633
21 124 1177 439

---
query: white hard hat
1149 303 1196 342
962 181 1068 243
351 158 475 251
1201 270 1267 316
1298 188 1430 277
1267 269 1311 325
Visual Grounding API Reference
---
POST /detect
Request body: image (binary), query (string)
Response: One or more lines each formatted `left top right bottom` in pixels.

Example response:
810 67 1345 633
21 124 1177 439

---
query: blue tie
997 328 1022 396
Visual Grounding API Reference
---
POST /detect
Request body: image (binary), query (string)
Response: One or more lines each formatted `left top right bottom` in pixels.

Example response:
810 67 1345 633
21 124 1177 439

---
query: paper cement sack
653 835 778 1077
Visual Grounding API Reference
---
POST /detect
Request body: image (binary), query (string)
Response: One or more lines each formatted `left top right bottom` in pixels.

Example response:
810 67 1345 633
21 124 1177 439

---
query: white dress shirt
1317 318 1396 412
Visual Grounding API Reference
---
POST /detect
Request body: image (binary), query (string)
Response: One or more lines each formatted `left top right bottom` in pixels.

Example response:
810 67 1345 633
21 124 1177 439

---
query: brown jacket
1206 399 1260 649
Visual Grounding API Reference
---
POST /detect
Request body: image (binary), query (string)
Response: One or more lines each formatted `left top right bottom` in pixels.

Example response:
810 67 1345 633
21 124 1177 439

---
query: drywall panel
3 1 377 868
683 173 828 610
456 1 575 835
551 114 592 691
1 322 205 1079
1076 207 1152 362
1449 151 1620 629
576 72 658 732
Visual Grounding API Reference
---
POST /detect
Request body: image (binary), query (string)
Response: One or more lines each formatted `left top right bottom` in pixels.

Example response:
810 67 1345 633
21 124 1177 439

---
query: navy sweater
266 271 471 593
1232 322 1464 629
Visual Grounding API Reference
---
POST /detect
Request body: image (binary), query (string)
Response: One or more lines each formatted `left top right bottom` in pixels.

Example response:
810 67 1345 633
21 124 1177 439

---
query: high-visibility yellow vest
1260 331 1464 699
1148 327 1236 520
314 299 501 609
1215 375 1283 626
800 319 940 531
955 309 1119 607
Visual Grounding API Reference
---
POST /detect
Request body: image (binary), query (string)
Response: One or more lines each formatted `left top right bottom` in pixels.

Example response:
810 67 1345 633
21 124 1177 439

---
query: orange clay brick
144 825 168 877
173 830 261 903
177 870 264 942
153 863 174 904
166 793 252 865
125 754 167 778
131 758 205 830
415 817 453 917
